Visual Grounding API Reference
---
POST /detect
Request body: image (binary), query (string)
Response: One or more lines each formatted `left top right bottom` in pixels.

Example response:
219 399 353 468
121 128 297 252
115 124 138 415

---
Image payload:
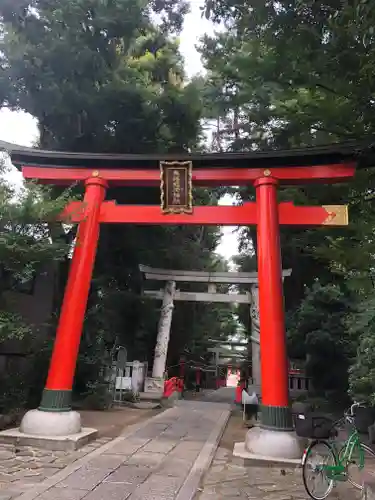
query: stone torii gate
207 343 247 382
139 265 292 395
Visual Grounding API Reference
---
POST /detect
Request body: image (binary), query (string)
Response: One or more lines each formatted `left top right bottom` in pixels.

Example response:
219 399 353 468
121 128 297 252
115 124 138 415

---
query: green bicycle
300 402 375 499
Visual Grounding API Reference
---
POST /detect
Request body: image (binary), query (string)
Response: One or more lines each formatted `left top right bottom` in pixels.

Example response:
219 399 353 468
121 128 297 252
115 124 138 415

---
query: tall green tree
347 293 375 405
201 0 375 397
200 0 375 290
0 0 237 401
287 282 356 400
200 0 375 289
0 159 73 410
0 160 72 338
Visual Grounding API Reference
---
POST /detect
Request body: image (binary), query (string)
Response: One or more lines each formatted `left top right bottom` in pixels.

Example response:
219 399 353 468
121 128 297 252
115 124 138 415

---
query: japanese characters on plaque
160 161 193 214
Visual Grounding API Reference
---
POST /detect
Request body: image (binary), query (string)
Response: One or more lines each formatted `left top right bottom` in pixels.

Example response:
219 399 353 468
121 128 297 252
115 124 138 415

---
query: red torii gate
8 143 366 457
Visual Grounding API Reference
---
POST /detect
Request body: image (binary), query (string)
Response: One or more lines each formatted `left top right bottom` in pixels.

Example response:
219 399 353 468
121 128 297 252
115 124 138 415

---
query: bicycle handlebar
346 401 366 417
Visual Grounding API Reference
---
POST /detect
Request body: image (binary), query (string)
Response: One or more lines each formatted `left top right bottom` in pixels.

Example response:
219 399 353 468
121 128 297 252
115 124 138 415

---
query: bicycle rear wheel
302 440 337 500
340 442 375 490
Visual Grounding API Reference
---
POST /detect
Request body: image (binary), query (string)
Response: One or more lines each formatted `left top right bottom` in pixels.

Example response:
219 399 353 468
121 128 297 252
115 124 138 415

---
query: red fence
163 377 184 398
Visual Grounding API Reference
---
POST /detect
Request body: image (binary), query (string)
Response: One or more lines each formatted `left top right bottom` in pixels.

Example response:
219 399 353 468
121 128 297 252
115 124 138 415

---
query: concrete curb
175 409 231 500
14 408 169 500
232 442 302 469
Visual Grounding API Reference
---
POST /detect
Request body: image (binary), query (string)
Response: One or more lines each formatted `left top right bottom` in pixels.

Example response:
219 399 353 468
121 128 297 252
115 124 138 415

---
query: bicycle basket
295 413 334 439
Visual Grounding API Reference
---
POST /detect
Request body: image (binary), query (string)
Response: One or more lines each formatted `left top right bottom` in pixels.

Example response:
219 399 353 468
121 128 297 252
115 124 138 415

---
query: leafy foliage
0 158 73 411
6 0 375 408
0 156 73 301
0 0 237 403
0 0 202 152
200 0 375 401
348 295 375 405
0 166 74 287
0 311 32 343
287 283 356 400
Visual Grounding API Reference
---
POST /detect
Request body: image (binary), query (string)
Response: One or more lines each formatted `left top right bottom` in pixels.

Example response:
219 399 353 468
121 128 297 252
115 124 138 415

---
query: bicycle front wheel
302 440 337 500
340 442 375 490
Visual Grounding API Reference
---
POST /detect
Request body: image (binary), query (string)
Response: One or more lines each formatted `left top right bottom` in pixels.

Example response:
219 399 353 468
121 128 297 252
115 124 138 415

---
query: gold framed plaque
160 161 193 214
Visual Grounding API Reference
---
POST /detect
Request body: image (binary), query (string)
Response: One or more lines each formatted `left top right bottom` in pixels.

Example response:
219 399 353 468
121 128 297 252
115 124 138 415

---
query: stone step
139 391 163 401
130 401 161 410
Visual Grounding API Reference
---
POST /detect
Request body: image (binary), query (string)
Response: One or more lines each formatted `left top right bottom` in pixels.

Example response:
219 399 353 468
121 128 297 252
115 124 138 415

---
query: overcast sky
0 0 239 263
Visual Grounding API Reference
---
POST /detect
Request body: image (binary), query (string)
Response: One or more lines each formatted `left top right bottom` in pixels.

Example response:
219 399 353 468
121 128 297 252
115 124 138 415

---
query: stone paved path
199 387 236 405
5 401 230 500
195 445 365 499
193 391 365 499
0 438 112 499
0 396 366 500
0 408 155 499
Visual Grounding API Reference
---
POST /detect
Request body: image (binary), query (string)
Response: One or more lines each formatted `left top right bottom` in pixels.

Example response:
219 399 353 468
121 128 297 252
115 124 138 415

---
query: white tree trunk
152 280 176 378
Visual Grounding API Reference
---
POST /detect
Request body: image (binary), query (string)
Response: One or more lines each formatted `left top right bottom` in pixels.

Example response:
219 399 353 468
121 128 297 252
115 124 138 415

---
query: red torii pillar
255 176 290 430
21 175 107 434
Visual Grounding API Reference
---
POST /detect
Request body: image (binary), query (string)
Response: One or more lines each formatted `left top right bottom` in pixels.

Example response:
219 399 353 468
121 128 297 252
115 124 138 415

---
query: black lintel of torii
2 139 375 170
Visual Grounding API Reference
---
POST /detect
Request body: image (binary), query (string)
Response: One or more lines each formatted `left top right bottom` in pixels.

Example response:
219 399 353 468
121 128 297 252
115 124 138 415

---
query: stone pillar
144 280 176 394
131 360 142 393
249 284 261 391
152 280 176 378
213 348 220 388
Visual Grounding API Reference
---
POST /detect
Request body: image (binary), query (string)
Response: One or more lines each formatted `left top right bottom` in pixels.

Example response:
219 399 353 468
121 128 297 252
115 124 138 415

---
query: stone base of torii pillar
0 412 97 451
234 279 306 465
234 430 305 467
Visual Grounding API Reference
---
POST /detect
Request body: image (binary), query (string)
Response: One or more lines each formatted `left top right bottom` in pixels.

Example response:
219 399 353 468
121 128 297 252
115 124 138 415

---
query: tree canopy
1 0 375 407
0 0 237 405
200 0 375 402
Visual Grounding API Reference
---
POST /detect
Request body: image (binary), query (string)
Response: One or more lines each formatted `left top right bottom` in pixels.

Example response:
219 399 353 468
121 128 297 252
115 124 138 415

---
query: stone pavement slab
195 445 364 500
36 489 87 500
0 439 111 499
6 401 230 500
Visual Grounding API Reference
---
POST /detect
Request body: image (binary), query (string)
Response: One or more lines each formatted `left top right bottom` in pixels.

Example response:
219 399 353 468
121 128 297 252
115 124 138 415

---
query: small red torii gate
8 143 365 457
